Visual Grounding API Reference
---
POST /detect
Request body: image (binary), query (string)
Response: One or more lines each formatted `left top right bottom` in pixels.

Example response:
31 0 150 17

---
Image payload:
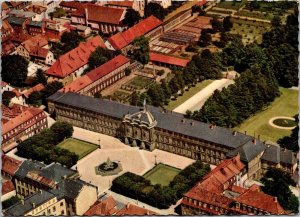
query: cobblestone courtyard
73 127 195 193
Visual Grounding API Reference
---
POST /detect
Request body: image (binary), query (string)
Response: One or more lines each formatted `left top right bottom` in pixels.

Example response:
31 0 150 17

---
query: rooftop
2 154 23 176
7 16 27 26
61 55 130 93
10 9 36 18
108 15 162 50
106 1 134 8
86 4 125 25
21 34 48 53
149 52 190 67
22 84 45 98
46 36 106 78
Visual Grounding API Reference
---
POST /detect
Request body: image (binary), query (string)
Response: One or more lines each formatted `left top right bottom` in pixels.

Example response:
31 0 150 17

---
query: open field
58 138 98 159
235 88 298 143
143 163 181 186
166 80 213 110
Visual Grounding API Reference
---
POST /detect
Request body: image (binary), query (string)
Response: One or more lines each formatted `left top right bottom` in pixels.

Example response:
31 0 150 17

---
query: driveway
173 79 234 114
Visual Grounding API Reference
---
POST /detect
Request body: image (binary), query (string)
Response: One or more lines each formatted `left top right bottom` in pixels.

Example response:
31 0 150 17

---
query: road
173 79 234 114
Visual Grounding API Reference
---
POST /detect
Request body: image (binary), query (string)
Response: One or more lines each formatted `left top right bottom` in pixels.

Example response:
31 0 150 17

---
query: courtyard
57 138 98 159
73 127 195 193
235 88 298 143
143 163 181 186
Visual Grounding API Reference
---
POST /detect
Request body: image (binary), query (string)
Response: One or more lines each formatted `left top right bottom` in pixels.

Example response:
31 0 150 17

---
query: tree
94 92 102 98
145 2 166 21
198 29 212 47
42 81 63 99
61 31 84 49
261 168 298 213
211 17 224 33
130 91 140 106
88 47 118 69
28 91 43 106
223 16 233 31
125 68 132 76
50 121 74 143
278 115 299 152
34 69 47 85
2 91 13 107
2 55 29 87
123 8 141 27
132 36 150 64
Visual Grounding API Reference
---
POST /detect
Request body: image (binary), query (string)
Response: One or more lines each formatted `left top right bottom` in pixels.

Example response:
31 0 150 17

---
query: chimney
232 131 237 136
252 138 256 145
220 168 226 174
274 197 277 202
21 199 24 205
126 203 130 209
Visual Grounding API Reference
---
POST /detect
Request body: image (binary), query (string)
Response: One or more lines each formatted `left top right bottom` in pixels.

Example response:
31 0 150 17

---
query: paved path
173 79 234 114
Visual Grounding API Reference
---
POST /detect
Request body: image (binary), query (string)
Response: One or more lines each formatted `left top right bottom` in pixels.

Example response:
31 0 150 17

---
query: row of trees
261 168 298 213
189 66 279 128
17 122 77 168
277 115 299 152
130 49 223 107
111 161 210 209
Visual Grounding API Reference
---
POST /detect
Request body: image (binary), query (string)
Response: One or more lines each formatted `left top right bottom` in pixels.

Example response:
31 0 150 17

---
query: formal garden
143 163 181 186
57 138 98 159
111 161 210 209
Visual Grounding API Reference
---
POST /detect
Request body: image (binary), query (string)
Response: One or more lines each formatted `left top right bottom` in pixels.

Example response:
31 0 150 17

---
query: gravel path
173 79 234 114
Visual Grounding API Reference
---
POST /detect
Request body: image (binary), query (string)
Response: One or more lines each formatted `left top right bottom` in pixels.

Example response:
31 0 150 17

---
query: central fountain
95 158 122 176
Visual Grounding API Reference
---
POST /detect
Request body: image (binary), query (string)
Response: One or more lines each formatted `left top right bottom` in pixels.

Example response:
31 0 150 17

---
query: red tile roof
22 84 45 98
2 107 45 135
21 35 48 53
84 196 118 216
61 55 130 93
108 15 162 50
59 1 86 10
46 36 106 78
30 47 50 59
2 103 28 119
2 180 15 195
235 188 286 214
2 155 22 176
24 5 47 14
197 0 207 6
149 52 190 67
106 1 133 8
116 203 157 215
86 4 125 25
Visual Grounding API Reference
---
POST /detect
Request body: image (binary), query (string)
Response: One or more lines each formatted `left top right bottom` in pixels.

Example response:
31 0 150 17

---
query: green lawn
126 76 154 90
165 80 213 110
143 164 181 186
57 138 98 159
235 88 298 143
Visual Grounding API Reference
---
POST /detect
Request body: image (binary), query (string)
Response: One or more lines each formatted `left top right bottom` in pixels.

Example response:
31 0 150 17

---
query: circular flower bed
272 118 297 128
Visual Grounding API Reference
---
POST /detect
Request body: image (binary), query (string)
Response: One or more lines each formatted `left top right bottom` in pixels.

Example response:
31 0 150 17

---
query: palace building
47 92 298 181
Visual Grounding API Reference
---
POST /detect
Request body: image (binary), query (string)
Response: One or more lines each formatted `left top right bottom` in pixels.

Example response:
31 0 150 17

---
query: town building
61 55 130 96
2 107 48 153
105 0 145 16
47 92 298 179
46 35 106 85
84 195 157 215
32 0 62 17
71 4 126 34
3 89 27 107
149 52 190 68
106 15 163 52
6 16 30 40
181 156 286 215
2 19 14 42
23 5 47 21
2 155 23 180
2 180 16 202
22 84 45 100
148 0 172 8
2 103 29 124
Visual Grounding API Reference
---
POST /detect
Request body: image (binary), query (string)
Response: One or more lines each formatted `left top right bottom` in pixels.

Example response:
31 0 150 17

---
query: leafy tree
145 2 166 21
211 17 224 33
132 36 150 64
130 91 140 106
223 16 233 31
278 115 299 152
123 8 141 27
261 168 298 213
34 69 48 85
192 5 201 14
2 91 13 107
198 29 212 47
50 7 67 18
147 84 166 107
28 91 43 106
2 55 29 87
42 81 63 99
50 121 74 143
125 68 132 76
94 92 102 98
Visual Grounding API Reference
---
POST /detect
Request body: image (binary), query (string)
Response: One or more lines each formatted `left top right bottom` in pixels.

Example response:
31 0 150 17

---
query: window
61 210 65 215
60 202 64 206
53 206 56 212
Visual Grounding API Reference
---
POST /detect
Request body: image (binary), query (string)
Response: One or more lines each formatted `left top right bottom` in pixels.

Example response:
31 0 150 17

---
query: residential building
2 180 16 202
2 107 48 153
1 81 14 93
26 20 44 36
106 15 163 52
44 19 68 42
32 0 62 16
47 92 298 179
61 55 130 96
181 156 286 215
10 10 38 21
6 16 30 39
105 0 145 16
15 34 48 58
148 0 172 8
23 5 47 21
1 2 11 18
2 103 29 124
149 52 190 68
71 4 126 34
2 155 23 180
3 89 27 107
4 1 32 10
22 84 45 100
46 35 106 85
2 19 14 42
84 195 157 215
